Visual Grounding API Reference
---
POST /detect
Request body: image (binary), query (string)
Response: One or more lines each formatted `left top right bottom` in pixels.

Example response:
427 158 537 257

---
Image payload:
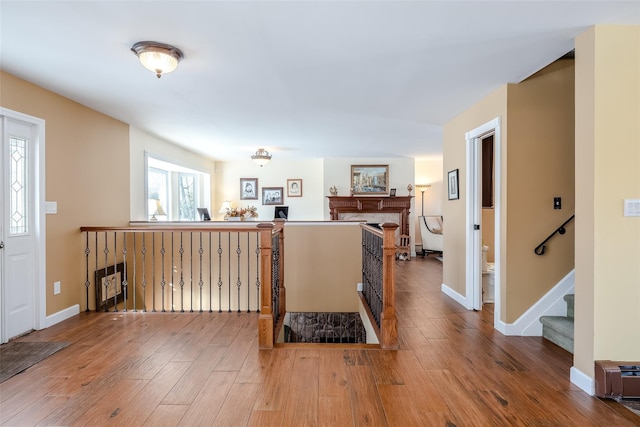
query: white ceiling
1 1 639 161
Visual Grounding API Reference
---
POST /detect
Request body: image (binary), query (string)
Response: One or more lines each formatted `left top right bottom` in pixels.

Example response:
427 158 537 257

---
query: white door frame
465 117 501 329
0 107 46 343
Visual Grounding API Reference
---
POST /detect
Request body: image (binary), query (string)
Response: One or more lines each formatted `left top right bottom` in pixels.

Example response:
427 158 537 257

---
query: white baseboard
570 366 595 396
441 283 471 309
358 298 379 344
44 304 80 328
500 270 575 336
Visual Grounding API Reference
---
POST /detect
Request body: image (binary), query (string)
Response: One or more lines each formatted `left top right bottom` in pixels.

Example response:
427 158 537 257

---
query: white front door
1 110 45 342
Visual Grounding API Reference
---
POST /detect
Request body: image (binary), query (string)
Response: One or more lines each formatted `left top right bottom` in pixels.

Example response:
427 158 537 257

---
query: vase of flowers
244 206 258 221
225 206 258 221
226 207 244 221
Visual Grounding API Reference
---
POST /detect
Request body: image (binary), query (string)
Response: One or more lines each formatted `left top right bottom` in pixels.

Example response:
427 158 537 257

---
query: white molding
501 270 575 336
441 283 471 309
358 298 379 344
44 304 79 328
570 366 595 396
464 117 502 330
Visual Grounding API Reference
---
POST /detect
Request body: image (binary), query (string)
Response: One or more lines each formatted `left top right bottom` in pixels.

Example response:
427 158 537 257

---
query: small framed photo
95 262 125 311
351 164 389 195
262 187 283 205
448 169 459 200
287 179 303 197
240 178 258 200
389 188 396 197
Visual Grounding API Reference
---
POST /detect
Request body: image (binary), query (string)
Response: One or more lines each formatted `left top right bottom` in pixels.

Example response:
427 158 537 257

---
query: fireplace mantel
327 196 412 236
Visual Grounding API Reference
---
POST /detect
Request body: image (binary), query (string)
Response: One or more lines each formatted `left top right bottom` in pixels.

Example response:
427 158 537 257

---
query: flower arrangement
244 206 259 218
225 205 258 220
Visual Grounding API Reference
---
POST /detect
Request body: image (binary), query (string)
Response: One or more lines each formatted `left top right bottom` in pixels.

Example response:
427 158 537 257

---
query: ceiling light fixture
251 148 272 167
131 41 184 78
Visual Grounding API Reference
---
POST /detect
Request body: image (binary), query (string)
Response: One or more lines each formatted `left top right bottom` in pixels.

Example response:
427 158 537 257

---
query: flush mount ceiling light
131 41 184 78
251 148 272 167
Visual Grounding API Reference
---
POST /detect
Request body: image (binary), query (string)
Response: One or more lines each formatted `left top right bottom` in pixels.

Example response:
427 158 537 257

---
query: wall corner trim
570 366 595 396
441 283 472 309
44 304 80 329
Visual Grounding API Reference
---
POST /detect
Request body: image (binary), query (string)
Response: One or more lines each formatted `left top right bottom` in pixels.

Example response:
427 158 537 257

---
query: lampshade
131 41 184 78
251 148 272 167
219 201 232 214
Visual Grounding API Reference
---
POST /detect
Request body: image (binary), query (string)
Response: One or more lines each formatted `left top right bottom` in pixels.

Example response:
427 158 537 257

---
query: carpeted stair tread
540 316 574 336
540 316 574 353
564 294 574 319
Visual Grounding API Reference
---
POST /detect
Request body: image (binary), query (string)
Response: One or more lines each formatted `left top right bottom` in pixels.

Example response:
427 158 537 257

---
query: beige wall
283 223 362 312
443 59 575 323
574 25 640 378
216 158 325 222
504 60 575 321
1 71 130 315
482 208 495 263
129 127 217 221
442 85 507 299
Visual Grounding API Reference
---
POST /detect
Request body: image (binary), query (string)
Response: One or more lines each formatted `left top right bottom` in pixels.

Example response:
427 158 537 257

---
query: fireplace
327 196 412 236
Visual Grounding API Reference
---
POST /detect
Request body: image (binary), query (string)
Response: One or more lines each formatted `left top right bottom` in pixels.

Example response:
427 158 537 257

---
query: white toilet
482 246 495 303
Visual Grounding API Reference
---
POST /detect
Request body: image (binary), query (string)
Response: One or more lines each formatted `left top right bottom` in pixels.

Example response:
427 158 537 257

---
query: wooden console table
327 196 412 236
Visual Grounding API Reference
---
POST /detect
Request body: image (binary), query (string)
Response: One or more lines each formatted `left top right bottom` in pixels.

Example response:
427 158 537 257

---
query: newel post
380 223 399 349
258 223 275 349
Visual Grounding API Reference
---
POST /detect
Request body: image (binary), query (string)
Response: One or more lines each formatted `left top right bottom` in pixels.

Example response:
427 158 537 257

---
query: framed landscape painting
351 165 389 195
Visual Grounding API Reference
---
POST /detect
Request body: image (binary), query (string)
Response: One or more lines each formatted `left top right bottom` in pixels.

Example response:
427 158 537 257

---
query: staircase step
564 294 574 319
540 316 574 353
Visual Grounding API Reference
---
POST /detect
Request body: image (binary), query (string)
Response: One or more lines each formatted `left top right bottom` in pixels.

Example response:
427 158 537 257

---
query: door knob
0 241 4 249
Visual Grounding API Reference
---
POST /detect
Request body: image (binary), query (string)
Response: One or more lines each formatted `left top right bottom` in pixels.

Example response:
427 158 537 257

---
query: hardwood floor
1 257 638 426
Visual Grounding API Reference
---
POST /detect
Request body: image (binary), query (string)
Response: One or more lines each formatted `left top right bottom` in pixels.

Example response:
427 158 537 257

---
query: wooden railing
80 220 395 349
80 222 285 348
360 223 398 349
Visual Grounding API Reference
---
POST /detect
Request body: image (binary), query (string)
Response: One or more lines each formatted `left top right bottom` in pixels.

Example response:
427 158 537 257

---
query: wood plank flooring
1 257 638 426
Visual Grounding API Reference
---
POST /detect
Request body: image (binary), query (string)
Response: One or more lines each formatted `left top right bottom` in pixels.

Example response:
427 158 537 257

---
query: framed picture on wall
262 187 283 205
448 169 459 200
287 179 302 197
95 262 125 311
350 164 389 195
240 178 258 200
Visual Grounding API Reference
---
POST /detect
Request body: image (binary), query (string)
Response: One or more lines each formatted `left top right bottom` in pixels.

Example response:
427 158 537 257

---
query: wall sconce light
131 41 184 78
251 148 272 167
